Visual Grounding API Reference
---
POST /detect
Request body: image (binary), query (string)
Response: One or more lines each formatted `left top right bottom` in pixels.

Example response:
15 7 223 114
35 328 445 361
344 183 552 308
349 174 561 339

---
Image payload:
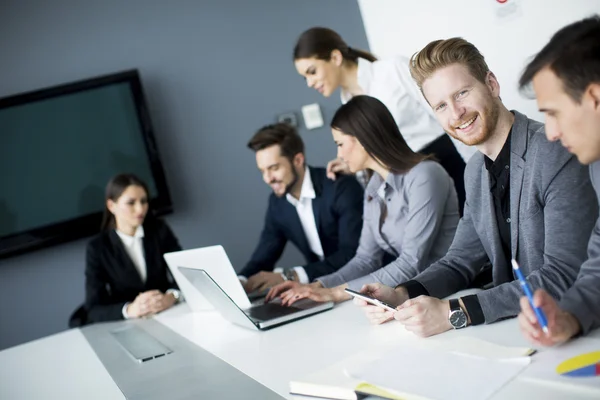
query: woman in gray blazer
266 95 460 306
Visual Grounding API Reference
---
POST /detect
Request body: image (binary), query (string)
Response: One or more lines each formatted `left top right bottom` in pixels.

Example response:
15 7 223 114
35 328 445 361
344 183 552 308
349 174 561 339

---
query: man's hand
353 283 408 325
393 296 452 337
518 289 581 346
245 271 285 293
326 158 351 180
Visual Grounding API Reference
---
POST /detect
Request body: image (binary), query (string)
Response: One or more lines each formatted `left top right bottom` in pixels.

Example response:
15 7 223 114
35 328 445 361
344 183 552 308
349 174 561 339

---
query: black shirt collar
484 129 512 177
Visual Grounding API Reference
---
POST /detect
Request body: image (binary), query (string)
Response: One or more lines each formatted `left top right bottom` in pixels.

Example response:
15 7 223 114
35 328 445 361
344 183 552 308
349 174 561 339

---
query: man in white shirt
239 123 364 293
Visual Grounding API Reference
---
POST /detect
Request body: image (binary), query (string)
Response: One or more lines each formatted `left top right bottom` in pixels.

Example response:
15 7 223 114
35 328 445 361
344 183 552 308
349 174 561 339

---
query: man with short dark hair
239 123 364 293
518 15 600 345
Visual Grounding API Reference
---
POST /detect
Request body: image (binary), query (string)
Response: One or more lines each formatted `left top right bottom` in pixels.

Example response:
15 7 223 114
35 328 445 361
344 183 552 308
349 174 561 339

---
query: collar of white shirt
286 166 315 207
115 225 145 246
340 58 373 104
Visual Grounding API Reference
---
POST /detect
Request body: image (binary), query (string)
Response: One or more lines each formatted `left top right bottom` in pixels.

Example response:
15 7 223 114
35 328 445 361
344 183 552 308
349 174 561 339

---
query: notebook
290 338 534 400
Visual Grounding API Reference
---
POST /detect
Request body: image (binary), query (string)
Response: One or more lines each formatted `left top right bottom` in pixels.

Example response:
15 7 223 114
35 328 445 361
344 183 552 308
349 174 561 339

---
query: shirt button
387 198 391 202
506 218 511 223
505 165 509 170
501 185 505 189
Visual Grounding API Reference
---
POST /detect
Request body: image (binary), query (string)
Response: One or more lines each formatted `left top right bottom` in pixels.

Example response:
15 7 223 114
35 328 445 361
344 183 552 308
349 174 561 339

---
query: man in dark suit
239 123 364 293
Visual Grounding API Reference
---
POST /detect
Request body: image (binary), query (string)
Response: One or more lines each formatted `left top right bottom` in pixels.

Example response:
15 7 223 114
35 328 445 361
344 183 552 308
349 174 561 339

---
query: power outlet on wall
301 103 324 130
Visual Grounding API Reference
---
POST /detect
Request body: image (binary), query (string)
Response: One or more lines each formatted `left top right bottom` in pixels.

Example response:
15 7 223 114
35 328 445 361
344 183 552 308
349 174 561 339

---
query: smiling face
107 185 148 233
422 63 500 147
532 67 600 165
255 144 304 197
295 55 343 97
331 128 369 173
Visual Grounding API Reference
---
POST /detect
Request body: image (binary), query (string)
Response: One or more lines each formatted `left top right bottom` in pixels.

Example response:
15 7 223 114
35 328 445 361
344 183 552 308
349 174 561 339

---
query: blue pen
511 259 549 334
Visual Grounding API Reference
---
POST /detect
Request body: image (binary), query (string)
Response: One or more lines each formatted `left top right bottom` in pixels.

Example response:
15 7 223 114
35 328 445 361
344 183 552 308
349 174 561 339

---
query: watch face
449 310 467 329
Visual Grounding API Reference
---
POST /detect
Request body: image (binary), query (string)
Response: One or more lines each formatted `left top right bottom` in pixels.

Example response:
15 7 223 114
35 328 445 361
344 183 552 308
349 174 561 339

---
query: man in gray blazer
517 16 600 345
354 37 598 338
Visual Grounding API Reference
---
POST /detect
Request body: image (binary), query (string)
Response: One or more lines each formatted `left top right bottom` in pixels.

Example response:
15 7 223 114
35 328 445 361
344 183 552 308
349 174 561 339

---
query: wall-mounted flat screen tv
0 69 172 259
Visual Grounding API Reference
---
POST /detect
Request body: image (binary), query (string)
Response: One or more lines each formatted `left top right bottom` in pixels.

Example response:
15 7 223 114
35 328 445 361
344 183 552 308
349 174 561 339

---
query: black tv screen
0 70 172 259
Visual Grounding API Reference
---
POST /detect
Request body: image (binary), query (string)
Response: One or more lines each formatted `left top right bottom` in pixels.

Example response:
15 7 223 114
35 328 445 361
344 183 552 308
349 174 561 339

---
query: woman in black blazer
85 173 182 323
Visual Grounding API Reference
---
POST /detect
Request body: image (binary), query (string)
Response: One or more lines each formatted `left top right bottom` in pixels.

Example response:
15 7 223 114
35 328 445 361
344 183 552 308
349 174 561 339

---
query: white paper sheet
522 337 600 393
347 343 530 400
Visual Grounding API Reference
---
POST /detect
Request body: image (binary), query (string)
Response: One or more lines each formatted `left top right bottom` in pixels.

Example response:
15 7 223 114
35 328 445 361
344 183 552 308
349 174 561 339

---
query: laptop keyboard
247 303 301 321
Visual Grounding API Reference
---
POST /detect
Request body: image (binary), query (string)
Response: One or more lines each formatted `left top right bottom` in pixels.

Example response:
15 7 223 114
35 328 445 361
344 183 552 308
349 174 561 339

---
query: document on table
522 337 600 393
346 342 530 400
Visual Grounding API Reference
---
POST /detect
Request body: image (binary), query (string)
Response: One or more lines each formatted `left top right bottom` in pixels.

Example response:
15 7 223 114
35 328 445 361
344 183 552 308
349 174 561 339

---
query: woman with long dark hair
84 173 182 323
266 96 460 306
293 27 473 214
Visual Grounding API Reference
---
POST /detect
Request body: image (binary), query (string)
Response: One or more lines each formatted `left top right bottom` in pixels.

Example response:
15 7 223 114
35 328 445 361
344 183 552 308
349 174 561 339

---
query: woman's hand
126 290 176 318
326 158 351 180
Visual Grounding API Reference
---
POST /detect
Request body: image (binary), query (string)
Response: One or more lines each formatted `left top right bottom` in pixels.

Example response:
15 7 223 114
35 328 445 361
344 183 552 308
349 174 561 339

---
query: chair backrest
68 304 88 328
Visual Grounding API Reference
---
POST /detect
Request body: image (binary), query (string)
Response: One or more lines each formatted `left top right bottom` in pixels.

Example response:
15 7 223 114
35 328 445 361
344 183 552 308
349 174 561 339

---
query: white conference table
1 300 600 399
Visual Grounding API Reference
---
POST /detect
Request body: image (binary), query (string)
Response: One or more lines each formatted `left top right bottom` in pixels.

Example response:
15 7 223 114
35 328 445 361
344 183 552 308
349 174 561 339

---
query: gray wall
0 0 370 350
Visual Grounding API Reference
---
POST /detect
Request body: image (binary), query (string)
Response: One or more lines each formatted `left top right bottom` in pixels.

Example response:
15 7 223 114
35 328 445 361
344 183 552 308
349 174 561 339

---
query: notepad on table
290 338 533 400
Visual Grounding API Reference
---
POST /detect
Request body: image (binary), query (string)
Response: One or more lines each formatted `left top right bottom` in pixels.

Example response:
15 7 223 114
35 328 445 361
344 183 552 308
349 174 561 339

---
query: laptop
178 267 334 330
164 245 252 311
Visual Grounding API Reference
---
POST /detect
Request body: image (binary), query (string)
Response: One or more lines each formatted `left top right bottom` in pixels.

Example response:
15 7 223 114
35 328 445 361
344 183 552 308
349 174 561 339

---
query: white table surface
154 300 600 400
2 300 600 399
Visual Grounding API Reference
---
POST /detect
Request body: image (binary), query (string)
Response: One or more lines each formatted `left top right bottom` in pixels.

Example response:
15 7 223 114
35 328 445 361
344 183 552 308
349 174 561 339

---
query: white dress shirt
341 56 476 162
116 226 147 283
116 226 146 318
115 226 179 318
284 166 325 284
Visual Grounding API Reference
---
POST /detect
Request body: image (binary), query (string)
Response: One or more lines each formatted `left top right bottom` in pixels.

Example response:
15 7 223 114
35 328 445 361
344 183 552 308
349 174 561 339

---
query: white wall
357 0 600 121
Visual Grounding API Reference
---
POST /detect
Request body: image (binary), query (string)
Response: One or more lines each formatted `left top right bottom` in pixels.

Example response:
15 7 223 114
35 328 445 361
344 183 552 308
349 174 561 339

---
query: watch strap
449 298 461 312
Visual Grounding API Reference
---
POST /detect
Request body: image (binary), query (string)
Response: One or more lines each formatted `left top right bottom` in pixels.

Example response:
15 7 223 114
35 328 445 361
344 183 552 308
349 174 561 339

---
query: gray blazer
412 111 598 324
318 160 459 290
560 161 600 334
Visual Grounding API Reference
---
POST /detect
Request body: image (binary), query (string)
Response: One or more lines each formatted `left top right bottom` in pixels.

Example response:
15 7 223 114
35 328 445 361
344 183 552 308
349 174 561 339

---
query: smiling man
239 123 363 293
354 37 598 337
517 16 600 345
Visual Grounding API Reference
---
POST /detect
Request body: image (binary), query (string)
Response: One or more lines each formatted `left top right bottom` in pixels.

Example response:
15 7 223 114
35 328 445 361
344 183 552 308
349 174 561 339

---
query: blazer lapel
311 193 322 239
108 230 145 288
509 113 529 259
142 232 160 289
282 202 311 256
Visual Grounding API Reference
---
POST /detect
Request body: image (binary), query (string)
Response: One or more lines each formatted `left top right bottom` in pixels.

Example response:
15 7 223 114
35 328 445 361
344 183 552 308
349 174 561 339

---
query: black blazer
84 218 181 323
240 166 364 281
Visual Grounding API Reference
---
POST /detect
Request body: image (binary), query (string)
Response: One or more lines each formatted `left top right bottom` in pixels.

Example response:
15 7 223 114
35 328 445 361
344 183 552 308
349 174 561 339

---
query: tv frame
0 69 173 259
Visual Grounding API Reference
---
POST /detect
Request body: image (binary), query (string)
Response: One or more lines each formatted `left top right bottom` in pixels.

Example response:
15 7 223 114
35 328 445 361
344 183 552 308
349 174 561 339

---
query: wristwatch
448 299 468 329
168 289 181 303
284 269 297 282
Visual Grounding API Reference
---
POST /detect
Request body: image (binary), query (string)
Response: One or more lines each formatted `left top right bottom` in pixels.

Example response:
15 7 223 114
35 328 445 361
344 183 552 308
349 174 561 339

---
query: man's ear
293 152 305 168
586 83 600 111
486 71 501 97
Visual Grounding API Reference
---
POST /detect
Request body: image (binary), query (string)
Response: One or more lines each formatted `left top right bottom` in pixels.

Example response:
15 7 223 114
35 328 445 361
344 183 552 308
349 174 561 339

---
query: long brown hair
101 173 150 230
331 95 428 174
293 27 377 64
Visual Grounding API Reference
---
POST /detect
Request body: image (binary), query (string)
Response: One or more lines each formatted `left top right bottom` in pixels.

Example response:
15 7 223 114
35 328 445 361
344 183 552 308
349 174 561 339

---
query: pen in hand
511 259 549 334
